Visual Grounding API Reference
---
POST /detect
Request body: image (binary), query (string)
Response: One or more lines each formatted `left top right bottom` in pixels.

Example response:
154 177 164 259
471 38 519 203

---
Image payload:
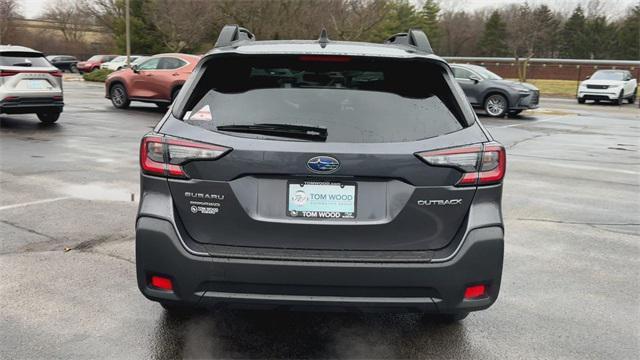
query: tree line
1 0 638 62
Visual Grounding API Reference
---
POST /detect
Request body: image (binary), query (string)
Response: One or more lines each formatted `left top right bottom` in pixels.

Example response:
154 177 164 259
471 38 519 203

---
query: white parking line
496 115 569 128
0 197 71 211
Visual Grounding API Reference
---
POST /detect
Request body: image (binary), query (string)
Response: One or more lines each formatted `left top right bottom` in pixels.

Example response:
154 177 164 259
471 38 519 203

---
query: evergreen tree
372 0 423 41
586 15 617 59
478 11 508 56
112 0 166 54
532 5 561 58
419 0 441 51
614 4 640 60
561 6 589 58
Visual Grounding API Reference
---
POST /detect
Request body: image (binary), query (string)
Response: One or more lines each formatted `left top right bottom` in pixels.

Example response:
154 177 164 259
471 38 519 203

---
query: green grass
523 79 579 98
82 69 113 82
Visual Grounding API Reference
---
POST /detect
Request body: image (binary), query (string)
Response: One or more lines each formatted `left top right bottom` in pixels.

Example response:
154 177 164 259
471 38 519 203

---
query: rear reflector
150 276 173 291
0 70 62 77
140 134 231 178
464 284 487 299
416 142 506 186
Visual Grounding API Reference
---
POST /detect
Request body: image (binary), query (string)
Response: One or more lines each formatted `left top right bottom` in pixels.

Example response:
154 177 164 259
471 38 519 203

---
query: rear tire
70 64 78 73
37 111 60 123
616 91 624 105
507 110 523 118
484 94 508 117
110 84 130 109
160 301 199 316
422 312 469 324
629 88 637 104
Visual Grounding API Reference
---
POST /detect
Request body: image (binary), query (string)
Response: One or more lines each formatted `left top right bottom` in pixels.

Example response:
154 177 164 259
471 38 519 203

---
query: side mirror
469 74 481 83
132 64 139 73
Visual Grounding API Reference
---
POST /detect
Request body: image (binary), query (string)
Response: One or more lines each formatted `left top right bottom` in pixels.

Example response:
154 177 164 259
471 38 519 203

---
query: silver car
0 45 64 123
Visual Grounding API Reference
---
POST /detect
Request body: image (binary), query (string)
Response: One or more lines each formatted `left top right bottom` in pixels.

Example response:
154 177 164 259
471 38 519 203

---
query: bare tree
144 0 216 52
41 0 86 42
0 0 20 43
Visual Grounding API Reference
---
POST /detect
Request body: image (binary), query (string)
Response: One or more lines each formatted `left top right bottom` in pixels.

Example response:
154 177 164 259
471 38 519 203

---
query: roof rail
214 25 255 48
384 29 433 54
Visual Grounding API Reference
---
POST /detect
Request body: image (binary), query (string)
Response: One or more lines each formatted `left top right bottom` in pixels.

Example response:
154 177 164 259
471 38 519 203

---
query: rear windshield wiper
216 123 327 141
11 62 33 67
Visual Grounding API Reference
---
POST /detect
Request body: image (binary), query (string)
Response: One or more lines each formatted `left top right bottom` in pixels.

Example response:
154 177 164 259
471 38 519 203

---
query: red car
77 55 118 73
105 53 200 109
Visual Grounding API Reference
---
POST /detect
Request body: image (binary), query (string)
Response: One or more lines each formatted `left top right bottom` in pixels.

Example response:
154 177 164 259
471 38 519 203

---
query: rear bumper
0 98 64 114
136 216 504 313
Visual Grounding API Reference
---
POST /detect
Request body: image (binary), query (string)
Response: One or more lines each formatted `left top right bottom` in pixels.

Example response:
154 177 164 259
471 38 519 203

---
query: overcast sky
18 0 637 19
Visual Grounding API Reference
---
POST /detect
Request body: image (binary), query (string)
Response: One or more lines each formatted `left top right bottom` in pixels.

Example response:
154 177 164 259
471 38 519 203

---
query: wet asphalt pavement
1 81 638 359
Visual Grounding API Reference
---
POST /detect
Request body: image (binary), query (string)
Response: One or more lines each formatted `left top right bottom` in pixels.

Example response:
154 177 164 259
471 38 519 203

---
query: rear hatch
0 51 62 94
156 54 490 252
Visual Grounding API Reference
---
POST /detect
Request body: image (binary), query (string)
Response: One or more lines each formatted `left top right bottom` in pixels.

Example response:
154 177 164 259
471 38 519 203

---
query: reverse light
140 134 230 178
416 142 506 186
150 275 173 291
464 284 487 299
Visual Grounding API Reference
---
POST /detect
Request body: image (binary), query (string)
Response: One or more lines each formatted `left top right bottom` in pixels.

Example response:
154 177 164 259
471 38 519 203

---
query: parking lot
1 80 638 359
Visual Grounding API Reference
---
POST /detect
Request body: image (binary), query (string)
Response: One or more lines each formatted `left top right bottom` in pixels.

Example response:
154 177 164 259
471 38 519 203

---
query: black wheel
110 83 130 109
616 91 624 105
629 88 637 104
171 88 180 103
577 97 585 104
422 312 469 324
37 111 60 123
160 301 200 316
70 64 78 73
507 110 523 118
484 94 508 117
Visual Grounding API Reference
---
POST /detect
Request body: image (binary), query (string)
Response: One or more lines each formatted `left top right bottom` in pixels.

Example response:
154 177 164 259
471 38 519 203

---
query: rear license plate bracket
287 180 357 219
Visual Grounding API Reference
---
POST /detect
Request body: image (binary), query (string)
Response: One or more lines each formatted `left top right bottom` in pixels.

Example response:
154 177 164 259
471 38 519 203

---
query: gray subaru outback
136 25 506 323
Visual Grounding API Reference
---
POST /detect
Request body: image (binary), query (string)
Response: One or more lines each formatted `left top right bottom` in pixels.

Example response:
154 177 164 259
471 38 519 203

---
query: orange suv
105 53 200 109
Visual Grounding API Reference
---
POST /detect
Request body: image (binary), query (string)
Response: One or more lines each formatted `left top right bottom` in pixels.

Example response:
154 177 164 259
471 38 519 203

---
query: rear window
182 55 466 143
0 52 50 67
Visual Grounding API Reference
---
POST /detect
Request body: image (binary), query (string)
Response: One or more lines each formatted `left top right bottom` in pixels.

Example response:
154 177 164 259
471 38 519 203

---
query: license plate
287 181 356 219
26 80 50 90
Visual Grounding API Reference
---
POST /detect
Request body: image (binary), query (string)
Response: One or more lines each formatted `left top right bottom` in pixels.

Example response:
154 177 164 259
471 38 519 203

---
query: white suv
0 45 64 123
578 70 637 105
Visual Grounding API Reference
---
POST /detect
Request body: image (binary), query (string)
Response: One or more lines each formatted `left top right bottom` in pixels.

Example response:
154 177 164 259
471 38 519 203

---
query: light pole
125 0 131 66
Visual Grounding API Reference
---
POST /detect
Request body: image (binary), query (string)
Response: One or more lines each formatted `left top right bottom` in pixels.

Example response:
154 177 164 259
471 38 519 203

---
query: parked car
0 45 64 123
451 63 539 117
100 55 143 71
577 70 637 104
135 26 506 323
46 55 78 73
76 54 117 73
105 53 199 109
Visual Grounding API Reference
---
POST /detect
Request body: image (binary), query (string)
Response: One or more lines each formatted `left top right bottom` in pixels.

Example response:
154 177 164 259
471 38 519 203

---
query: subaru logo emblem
307 156 340 174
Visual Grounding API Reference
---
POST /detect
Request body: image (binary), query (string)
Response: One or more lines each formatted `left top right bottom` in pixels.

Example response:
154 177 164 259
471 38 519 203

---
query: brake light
140 134 230 178
299 55 352 62
50 70 63 77
0 70 17 77
416 142 506 186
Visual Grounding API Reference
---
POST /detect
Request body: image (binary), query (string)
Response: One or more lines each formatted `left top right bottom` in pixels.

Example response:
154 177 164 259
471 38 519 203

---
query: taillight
140 134 230 178
416 142 506 186
0 70 17 77
50 70 63 77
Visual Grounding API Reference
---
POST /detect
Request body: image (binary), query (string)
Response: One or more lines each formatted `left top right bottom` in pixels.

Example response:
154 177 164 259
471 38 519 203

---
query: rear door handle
172 73 179 76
